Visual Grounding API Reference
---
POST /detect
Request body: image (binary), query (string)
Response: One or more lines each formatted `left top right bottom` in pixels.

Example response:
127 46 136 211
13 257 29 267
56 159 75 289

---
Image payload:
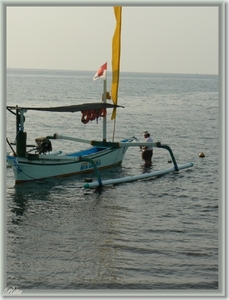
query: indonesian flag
93 62 107 80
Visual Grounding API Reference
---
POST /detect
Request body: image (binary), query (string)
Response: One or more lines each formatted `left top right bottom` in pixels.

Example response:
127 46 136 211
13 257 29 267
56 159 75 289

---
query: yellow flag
111 6 122 120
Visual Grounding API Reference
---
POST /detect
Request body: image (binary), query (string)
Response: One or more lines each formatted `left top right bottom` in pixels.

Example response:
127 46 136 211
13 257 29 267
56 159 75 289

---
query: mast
93 62 108 142
102 71 107 142
15 107 27 157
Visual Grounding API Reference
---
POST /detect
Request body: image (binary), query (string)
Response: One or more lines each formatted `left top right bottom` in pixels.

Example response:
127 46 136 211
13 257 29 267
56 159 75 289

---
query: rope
112 118 117 142
122 107 160 142
6 138 17 156
13 158 22 172
12 157 45 182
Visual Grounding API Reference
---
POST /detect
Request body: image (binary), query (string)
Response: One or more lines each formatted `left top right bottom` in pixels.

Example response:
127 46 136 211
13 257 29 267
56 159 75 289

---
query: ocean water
5 69 220 295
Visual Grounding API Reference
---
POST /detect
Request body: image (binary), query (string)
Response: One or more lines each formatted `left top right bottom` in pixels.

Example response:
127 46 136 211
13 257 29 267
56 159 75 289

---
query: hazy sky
7 5 218 74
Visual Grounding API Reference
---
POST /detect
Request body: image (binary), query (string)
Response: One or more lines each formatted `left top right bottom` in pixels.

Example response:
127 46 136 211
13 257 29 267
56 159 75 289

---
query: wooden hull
7 145 129 184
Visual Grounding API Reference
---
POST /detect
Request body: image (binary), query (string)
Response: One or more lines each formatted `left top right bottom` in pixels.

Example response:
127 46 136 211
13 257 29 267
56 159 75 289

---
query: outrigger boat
6 7 193 187
6 103 137 185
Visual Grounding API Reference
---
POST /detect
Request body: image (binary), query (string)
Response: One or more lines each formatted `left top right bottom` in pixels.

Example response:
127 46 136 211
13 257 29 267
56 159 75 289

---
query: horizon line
6 67 218 76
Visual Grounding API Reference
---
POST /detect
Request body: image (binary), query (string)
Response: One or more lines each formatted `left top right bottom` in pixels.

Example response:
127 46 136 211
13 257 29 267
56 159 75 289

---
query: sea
4 68 221 297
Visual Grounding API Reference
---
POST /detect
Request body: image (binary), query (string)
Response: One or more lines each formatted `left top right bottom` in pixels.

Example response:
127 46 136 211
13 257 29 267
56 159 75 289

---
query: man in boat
141 131 153 167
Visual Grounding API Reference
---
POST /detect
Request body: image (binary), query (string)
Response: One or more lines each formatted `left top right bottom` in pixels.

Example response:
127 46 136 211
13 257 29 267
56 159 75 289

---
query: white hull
7 145 129 184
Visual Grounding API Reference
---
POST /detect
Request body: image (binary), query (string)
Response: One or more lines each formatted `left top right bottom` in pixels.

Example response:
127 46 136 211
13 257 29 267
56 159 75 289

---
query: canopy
7 103 123 113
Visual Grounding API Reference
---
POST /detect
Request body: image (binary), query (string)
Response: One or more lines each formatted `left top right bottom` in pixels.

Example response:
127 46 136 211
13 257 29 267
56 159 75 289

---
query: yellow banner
111 6 122 120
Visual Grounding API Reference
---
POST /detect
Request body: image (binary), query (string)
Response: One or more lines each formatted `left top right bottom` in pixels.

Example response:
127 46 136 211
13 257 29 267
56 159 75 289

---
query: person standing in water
141 131 153 166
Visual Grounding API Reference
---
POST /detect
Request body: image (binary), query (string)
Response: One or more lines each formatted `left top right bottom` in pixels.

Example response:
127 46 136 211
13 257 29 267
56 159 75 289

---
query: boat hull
7 146 129 184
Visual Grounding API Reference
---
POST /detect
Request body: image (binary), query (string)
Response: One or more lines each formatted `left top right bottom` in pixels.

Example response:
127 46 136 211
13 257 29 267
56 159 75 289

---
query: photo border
1 0 226 298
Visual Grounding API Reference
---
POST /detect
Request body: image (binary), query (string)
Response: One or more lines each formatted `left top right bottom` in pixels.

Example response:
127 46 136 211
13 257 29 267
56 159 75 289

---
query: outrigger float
6 7 193 188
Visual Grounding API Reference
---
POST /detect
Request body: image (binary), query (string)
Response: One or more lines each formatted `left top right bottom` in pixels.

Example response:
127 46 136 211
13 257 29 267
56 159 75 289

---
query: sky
6 5 219 75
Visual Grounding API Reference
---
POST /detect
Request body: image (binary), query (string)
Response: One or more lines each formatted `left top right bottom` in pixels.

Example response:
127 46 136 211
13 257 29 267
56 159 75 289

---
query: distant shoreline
6 68 218 77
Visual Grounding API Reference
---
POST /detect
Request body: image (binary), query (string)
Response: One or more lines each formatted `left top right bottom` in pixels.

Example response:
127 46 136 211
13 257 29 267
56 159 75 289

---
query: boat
6 7 193 187
6 103 138 184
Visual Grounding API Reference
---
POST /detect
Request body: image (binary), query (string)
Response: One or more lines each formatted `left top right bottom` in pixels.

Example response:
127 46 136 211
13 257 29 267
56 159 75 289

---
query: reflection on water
7 178 134 288
8 181 55 225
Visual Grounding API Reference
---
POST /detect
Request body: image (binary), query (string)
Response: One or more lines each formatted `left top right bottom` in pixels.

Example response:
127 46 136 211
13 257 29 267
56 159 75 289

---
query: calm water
5 69 220 295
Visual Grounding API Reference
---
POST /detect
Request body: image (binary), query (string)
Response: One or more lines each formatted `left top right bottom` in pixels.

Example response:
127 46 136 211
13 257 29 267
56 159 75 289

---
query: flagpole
102 70 107 142
93 62 107 141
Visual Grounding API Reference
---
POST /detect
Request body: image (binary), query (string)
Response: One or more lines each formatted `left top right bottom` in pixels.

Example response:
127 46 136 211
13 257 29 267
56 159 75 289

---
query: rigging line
123 107 160 142
120 107 143 130
112 118 117 142
6 138 17 156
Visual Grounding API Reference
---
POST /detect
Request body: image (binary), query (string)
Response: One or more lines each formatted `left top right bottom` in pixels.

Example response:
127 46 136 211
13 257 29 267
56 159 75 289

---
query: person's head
143 131 150 138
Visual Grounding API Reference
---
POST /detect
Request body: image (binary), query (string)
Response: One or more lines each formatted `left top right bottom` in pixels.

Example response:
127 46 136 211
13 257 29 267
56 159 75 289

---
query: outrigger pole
47 133 181 171
47 133 193 189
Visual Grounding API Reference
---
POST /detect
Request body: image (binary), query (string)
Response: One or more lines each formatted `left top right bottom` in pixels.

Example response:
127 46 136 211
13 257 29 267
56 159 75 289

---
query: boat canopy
7 102 123 113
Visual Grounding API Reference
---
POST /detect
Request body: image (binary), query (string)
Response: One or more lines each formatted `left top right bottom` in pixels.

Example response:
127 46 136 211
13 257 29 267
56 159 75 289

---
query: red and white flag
93 62 107 80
